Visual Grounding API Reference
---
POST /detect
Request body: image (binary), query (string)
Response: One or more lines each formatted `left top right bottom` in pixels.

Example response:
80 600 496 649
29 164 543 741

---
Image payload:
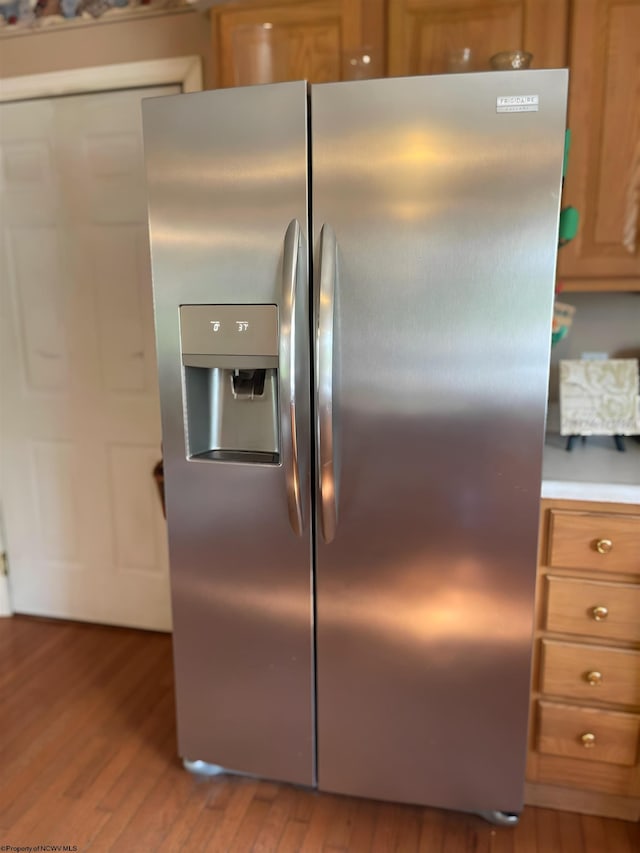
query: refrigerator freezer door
312 71 567 812
143 82 314 785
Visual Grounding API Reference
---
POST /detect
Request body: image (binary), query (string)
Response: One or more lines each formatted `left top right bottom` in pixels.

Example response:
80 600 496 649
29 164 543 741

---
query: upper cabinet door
388 0 568 75
213 0 384 87
557 0 640 284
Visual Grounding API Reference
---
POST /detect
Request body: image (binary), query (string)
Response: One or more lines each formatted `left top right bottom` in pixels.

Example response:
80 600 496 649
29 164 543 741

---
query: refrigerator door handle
280 218 305 536
317 223 338 544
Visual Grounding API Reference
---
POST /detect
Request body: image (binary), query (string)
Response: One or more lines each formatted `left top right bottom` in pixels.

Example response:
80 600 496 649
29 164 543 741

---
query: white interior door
0 85 178 630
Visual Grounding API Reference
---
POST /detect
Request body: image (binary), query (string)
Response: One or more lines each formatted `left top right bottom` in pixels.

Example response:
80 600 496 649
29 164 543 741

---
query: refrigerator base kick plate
181 757 521 825
476 811 520 827
183 758 226 777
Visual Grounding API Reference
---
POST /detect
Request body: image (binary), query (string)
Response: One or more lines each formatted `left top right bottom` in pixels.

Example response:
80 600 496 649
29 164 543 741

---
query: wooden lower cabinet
540 639 640 706
537 701 640 768
526 498 640 820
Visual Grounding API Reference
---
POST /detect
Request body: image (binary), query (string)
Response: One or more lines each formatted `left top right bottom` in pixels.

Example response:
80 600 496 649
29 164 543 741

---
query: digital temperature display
180 304 278 357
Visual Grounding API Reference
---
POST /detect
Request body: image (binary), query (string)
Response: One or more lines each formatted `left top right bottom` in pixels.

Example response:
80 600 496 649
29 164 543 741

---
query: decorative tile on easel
559 358 640 436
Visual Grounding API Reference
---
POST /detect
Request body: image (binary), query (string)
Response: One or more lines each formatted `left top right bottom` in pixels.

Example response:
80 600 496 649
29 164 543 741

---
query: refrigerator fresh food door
143 82 314 785
312 70 567 812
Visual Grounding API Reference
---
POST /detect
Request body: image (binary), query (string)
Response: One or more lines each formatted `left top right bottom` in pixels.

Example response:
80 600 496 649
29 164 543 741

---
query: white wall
0 10 216 87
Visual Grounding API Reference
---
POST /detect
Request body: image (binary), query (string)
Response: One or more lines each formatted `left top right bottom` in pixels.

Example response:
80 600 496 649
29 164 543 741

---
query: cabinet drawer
541 640 640 706
545 575 640 643
548 511 640 574
537 701 640 767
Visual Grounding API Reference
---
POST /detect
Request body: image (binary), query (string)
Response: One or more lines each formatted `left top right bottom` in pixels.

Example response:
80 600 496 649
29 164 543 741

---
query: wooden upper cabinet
212 0 384 88
387 0 568 76
557 0 640 286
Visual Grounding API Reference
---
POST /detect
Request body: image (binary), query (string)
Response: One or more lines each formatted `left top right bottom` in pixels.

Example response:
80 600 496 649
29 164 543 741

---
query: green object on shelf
563 129 571 178
551 327 569 347
559 206 579 245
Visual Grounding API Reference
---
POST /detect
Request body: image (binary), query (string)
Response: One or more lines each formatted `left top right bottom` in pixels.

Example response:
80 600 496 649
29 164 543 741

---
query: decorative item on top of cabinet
526 498 640 821
387 0 568 77
557 0 640 290
489 48 532 70
211 0 385 87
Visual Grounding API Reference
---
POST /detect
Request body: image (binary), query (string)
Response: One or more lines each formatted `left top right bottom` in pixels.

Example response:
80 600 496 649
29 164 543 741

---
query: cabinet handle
580 732 596 748
585 670 603 686
591 605 609 621
595 538 613 555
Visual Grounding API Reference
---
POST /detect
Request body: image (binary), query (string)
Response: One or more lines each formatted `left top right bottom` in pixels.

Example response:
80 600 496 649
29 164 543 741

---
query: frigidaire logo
496 94 539 113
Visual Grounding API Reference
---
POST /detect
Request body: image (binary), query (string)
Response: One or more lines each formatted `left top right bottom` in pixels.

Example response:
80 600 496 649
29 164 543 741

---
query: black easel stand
565 435 626 452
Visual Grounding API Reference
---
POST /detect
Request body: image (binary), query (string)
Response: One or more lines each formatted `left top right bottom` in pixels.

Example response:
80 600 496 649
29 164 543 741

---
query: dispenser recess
180 305 279 464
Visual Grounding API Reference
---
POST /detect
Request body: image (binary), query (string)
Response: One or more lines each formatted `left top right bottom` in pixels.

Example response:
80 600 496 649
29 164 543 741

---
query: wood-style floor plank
203 780 261 851
109 752 195 850
172 780 235 851
535 806 562 853
229 790 274 851
489 824 514 853
0 625 119 762
393 806 421 852
155 777 213 852
347 798 377 851
370 801 402 852
440 811 490 853
1 634 146 828
603 816 639 853
252 785 299 852
87 728 177 850
277 816 311 852
1 615 638 852
320 790 356 851
557 809 585 853
418 806 445 852
300 790 340 851
513 806 538 853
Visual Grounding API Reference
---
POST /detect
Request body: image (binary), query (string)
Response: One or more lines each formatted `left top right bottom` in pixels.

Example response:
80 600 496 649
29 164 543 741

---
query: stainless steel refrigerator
142 70 567 820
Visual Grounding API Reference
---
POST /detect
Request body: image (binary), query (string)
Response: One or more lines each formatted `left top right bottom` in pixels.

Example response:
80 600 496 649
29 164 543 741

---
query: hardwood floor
1 616 638 852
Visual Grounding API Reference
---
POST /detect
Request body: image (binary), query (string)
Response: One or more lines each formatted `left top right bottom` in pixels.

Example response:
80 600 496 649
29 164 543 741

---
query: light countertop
541 405 640 505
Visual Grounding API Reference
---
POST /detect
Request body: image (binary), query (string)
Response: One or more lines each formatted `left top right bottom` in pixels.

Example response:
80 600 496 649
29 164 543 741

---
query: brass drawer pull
580 732 596 748
595 538 613 555
585 670 603 686
591 605 609 621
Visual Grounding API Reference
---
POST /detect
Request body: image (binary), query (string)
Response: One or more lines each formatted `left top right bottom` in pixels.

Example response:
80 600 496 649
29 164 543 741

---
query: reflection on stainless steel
146 148 304 188
143 71 568 819
188 559 536 645
150 224 277 250
478 810 521 826
316 224 338 543
280 219 305 535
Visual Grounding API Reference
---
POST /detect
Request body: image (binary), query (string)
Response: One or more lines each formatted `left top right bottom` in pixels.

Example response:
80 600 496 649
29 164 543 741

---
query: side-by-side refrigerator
142 70 568 818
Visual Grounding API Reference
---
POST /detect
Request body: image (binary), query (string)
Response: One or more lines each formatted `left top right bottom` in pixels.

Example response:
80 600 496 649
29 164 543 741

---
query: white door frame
0 55 203 102
0 55 202 617
0 510 10 617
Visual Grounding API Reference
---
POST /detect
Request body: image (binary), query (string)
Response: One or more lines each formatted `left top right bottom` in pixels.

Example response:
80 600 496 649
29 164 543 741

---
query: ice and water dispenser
180 305 279 464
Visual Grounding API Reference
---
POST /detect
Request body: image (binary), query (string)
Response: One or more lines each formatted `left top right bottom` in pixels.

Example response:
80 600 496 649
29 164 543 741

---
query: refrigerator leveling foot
477 810 520 827
183 758 226 776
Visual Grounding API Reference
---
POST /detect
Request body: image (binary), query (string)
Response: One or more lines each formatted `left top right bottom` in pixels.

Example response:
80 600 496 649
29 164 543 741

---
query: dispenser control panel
180 304 278 357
